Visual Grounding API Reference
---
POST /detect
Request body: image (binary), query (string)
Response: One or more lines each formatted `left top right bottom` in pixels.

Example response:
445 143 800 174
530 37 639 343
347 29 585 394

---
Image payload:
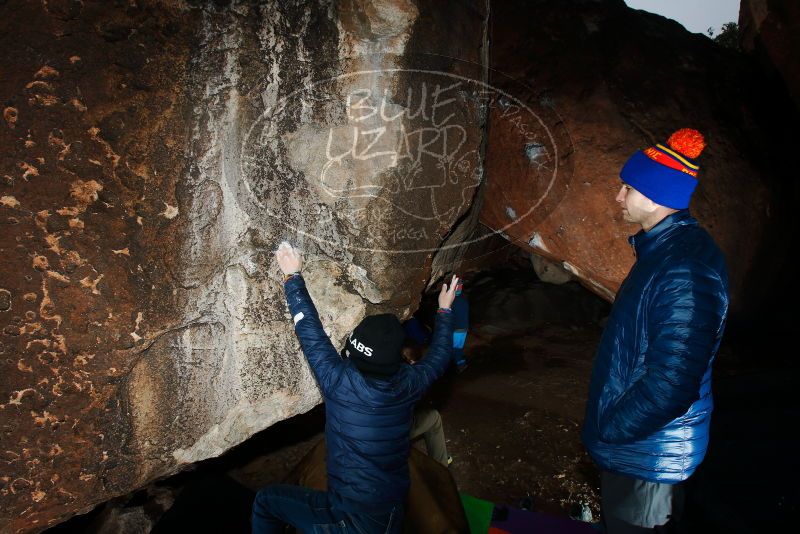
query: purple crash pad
490 506 599 534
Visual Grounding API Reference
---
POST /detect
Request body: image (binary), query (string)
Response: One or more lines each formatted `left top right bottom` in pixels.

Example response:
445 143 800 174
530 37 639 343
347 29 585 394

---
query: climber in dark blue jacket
582 129 729 534
252 242 459 534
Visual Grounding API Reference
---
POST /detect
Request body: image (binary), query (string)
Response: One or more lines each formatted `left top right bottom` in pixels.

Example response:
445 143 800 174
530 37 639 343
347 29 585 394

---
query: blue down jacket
582 211 729 483
284 275 454 512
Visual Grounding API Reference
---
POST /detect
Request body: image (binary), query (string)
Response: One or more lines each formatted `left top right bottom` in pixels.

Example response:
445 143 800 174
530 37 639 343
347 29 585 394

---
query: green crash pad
460 493 494 534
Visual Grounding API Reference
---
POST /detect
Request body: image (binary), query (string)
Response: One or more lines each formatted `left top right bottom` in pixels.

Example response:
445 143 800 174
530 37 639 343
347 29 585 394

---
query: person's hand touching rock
276 241 302 275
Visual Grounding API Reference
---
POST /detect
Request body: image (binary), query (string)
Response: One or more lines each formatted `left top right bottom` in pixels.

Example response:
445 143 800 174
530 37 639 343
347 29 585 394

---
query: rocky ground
439 323 602 519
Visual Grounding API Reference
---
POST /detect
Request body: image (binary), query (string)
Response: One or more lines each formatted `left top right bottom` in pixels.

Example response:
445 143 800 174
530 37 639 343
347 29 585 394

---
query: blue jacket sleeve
600 261 728 444
283 275 345 395
408 311 455 398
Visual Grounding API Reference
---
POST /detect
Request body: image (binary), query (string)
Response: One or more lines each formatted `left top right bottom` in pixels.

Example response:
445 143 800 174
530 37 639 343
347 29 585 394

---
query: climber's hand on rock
276 241 302 275
438 274 460 310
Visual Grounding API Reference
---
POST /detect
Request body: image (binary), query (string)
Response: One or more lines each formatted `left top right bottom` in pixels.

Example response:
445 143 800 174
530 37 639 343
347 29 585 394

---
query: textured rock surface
0 0 486 531
740 0 800 110
479 0 777 310
530 254 573 286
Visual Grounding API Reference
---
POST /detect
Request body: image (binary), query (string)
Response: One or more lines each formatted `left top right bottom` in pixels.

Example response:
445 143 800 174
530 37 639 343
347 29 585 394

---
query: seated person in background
251 242 459 534
402 341 452 467
451 277 469 371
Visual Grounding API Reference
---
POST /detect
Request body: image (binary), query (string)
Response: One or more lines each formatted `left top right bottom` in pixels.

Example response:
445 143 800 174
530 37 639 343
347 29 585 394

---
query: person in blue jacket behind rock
450 277 469 371
402 277 468 371
581 128 729 534
251 242 460 534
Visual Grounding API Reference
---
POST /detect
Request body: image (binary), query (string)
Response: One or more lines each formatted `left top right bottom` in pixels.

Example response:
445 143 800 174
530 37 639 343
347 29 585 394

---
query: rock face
736 1 800 335
479 0 777 310
740 0 800 111
0 0 487 531
466 268 608 338
530 254 573 286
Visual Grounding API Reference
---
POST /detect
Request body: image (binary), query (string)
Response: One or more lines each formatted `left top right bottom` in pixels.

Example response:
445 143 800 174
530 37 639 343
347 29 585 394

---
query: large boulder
737 0 800 332
740 0 800 111
0 0 486 530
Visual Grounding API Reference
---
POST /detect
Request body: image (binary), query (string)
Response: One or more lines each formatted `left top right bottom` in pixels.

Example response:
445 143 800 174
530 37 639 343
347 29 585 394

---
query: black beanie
343 314 405 377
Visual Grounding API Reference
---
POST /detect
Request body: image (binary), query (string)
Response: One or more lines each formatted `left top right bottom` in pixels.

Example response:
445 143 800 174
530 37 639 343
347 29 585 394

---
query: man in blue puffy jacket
582 129 729 533
251 242 459 534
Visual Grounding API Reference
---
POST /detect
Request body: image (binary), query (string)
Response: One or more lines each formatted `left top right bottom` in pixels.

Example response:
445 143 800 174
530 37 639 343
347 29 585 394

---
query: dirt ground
436 323 602 519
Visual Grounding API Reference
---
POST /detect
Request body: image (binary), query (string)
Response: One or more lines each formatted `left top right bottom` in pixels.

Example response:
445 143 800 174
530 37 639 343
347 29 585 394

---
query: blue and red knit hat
620 128 706 209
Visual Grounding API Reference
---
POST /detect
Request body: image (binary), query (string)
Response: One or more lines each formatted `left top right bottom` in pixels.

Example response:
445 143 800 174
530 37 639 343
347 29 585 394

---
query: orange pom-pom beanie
620 129 706 209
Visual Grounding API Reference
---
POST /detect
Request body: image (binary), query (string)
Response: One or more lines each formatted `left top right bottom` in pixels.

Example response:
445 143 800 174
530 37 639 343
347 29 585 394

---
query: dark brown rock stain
1 1 196 531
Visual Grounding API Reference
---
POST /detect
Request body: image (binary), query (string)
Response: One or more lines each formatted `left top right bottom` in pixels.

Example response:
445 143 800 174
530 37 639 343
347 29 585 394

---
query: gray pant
410 407 449 466
601 471 684 534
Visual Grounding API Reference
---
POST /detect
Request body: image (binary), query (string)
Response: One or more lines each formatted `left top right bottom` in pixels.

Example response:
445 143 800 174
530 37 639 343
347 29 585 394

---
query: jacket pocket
313 520 348 533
